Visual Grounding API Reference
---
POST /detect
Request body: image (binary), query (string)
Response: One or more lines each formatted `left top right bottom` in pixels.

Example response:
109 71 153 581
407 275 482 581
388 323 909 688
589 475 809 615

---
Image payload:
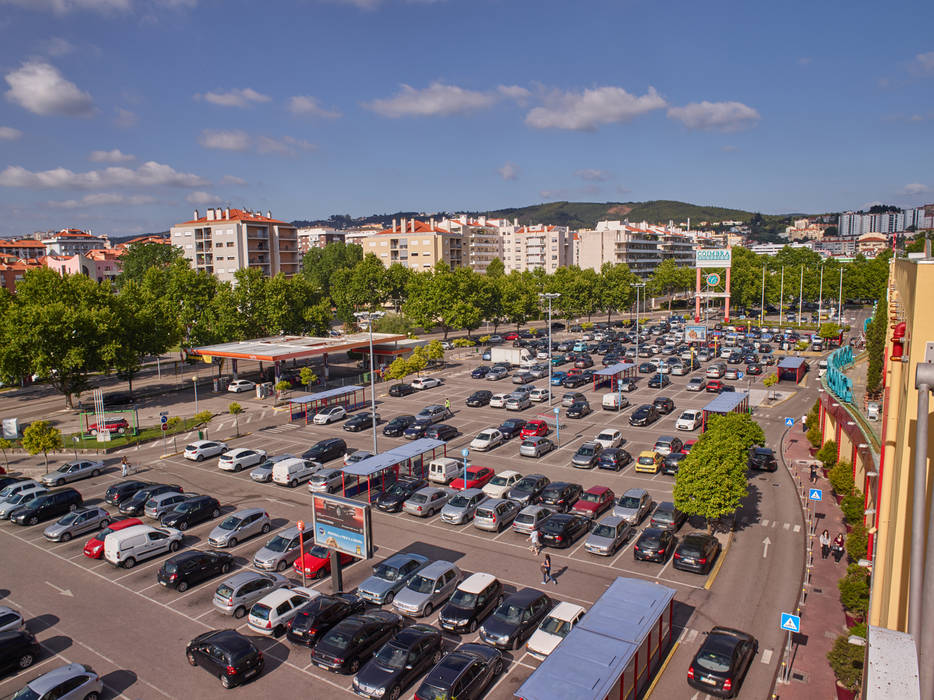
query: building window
226 241 234 247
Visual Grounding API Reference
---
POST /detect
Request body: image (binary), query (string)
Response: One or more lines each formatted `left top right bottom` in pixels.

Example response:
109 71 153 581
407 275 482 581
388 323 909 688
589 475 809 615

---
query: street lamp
354 311 385 454
461 448 469 488
817 262 825 324
631 283 646 360
192 376 199 414
540 293 561 406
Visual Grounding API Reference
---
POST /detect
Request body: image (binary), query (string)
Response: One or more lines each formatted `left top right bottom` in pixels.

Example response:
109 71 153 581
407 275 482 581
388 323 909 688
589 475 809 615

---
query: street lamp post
837 266 843 323
354 311 385 455
461 448 469 488
192 376 199 414
540 293 561 407
817 263 825 324
631 283 646 360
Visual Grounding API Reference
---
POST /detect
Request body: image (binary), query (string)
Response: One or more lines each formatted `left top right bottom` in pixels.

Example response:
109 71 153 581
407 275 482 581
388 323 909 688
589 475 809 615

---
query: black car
629 404 659 427
103 391 136 407
539 513 590 548
104 480 152 506
466 390 493 407
439 576 504 634
388 383 416 397
470 367 491 379
748 447 777 472
161 495 221 530
653 397 675 414
118 483 183 516
647 373 670 388
662 451 687 475
687 626 758 697
352 623 443 700
402 420 431 440
425 424 458 441
597 448 632 471
302 438 347 463
638 362 656 373
633 527 677 563
566 401 591 419
186 629 264 689
414 642 503 700
375 478 429 512
383 415 415 438
311 610 404 674
539 482 583 512
674 533 722 574
344 413 379 432
0 630 40 675
10 488 82 526
561 374 589 389
286 593 366 647
479 588 551 650
506 474 551 506
573 356 594 369
158 550 232 592
497 418 527 440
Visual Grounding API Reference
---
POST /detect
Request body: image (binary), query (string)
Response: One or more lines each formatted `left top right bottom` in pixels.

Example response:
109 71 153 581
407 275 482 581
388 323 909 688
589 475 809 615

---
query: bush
581 322 594 330
846 522 869 563
827 626 866 692
479 335 491 344
838 564 870 614
452 338 475 347
816 440 838 468
372 313 414 335
840 490 865 525
193 410 213 425
807 423 823 448
829 460 854 496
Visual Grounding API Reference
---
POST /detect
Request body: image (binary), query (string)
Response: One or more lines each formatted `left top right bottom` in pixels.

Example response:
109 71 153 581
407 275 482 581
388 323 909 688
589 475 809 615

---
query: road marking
761 648 773 664
44 581 73 597
684 628 698 643
762 537 771 558
761 519 769 526
794 524 801 533
784 522 790 530
643 640 679 698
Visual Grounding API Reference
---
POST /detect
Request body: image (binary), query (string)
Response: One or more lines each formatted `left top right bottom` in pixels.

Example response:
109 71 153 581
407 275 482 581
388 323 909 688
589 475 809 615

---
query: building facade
360 218 463 270
297 227 345 252
0 239 47 259
575 221 664 278
501 224 572 274
170 207 300 282
42 229 110 256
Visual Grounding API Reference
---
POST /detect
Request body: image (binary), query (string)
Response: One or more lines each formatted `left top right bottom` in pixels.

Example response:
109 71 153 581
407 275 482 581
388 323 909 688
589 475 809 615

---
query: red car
86 417 130 435
293 545 354 579
520 420 550 439
571 486 616 519
450 466 495 491
503 332 520 340
705 380 724 393
83 517 142 559
682 439 697 454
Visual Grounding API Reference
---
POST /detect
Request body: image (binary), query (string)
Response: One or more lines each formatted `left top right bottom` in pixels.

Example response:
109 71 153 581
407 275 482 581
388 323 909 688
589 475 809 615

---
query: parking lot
0 328 807 700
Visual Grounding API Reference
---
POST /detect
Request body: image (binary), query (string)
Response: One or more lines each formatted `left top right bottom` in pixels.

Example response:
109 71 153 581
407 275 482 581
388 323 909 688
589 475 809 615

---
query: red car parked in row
83 517 142 559
519 420 550 439
293 545 355 579
571 486 616 519
449 466 495 491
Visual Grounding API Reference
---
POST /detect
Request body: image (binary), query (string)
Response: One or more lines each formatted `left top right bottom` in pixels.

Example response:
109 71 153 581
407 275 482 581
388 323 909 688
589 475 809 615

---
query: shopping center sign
695 248 732 268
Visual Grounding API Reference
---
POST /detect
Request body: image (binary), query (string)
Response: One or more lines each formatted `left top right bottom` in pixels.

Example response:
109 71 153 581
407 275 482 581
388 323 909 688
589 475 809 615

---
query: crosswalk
262 423 303 434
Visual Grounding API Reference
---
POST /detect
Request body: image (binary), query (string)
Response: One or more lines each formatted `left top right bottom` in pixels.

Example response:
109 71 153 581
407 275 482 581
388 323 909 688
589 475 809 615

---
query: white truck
490 347 533 367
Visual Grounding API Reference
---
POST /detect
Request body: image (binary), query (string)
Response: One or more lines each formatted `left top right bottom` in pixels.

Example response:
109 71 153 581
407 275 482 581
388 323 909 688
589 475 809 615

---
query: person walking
819 529 831 559
540 553 557 585
121 456 129 478
832 532 846 563
444 398 451 413
809 462 819 484
528 529 541 555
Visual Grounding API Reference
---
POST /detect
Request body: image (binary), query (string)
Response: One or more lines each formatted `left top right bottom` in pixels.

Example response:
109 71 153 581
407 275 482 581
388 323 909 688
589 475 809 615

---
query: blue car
471 366 491 379
551 371 568 385
481 350 492 361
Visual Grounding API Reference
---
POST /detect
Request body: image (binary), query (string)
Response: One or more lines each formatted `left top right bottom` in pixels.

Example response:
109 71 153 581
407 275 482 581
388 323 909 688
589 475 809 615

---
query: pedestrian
809 462 819 484
819 529 831 559
832 532 846 563
528 529 541 555
120 456 129 478
540 553 557 585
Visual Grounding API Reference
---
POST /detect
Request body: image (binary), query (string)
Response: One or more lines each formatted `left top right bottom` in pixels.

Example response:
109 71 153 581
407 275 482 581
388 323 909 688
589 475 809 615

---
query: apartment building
501 224 572 274
360 218 463 270
42 229 110 256
575 221 664 277
297 227 345 252
45 249 121 283
170 207 300 282
0 239 47 260
437 216 503 274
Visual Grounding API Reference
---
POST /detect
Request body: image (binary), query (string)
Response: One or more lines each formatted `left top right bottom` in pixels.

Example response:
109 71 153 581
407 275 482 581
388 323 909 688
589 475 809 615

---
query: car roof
393 623 439 646
414 486 445 496
638 450 657 457
188 440 217 448
497 470 522 477
585 485 610 495
417 560 458 578
546 601 586 621
655 436 676 442
454 488 485 497
507 587 548 605
25 664 92 693
226 507 266 518
223 448 252 456
622 487 649 497
258 588 301 606
382 552 429 567
596 514 627 527
225 570 274 586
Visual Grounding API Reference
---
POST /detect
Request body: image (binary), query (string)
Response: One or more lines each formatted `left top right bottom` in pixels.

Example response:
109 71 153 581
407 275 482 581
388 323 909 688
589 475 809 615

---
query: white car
344 450 374 466
489 393 508 408
217 448 267 472
411 376 442 390
312 406 346 424
594 429 623 449
529 388 549 403
526 602 587 659
248 586 320 636
228 379 256 393
184 440 228 462
483 470 522 499
676 409 703 431
470 428 504 452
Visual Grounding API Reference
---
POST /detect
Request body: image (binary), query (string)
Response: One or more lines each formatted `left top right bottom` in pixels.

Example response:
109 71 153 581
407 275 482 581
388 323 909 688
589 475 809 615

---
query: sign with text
683 325 707 343
696 248 732 268
311 493 372 559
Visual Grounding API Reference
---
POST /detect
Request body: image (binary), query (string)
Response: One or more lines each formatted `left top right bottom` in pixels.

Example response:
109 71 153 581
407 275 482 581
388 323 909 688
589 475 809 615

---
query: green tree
301 242 362 299
599 263 636 323
299 367 318 390
116 242 185 288
706 412 766 451
865 306 887 394
193 410 213 426
0 437 12 470
112 281 175 394
274 379 291 402
228 402 244 437
384 356 412 384
22 420 63 471
485 257 505 278
408 346 428 376
649 259 691 313
426 339 445 366
819 322 842 340
500 272 538 330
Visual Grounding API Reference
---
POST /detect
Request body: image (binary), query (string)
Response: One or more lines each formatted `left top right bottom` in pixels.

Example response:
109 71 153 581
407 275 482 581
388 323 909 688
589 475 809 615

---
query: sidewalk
777 423 849 699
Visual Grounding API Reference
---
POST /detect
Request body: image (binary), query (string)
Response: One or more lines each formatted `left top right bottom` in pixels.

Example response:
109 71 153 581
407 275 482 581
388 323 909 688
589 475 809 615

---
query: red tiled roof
178 208 289 225
0 240 45 248
377 219 450 235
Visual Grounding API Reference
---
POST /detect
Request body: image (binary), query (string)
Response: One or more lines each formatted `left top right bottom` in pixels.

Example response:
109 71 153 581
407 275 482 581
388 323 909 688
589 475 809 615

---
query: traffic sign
737 371 744 380
780 613 801 633
706 273 721 286
785 417 795 427
160 411 168 417
553 407 560 414
809 488 823 502
161 424 168 431
160 415 168 424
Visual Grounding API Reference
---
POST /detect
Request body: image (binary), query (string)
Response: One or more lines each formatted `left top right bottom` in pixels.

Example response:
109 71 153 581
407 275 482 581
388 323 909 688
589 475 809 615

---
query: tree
228 402 244 438
426 339 445 366
865 306 887 395
706 412 766 451
193 410 213 426
485 257 505 278
599 263 636 323
299 367 318 390
384 356 412 384
301 241 362 299
649 259 691 312
112 281 175 394
500 272 538 330
819 322 842 340
0 437 12 470
116 242 185 288
22 420 62 471
274 379 291 402
408 346 428 376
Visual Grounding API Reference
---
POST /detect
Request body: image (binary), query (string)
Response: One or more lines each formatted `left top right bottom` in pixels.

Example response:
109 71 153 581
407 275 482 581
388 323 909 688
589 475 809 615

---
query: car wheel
56 478 65 486
187 652 198 666
123 557 136 569
61 532 72 542
315 566 327 580
92 469 100 477
17 652 34 669
177 581 189 592
290 479 298 488
233 606 246 619
178 521 188 531
212 509 220 519
227 537 237 548
220 673 233 689
197 454 204 462
261 523 270 534
169 541 180 552
493 658 504 675
424 602 433 616
276 560 287 572
350 659 360 673
384 592 394 605
389 686 401 700
28 516 38 526
83 693 101 700
100 519 110 529
221 562 230 574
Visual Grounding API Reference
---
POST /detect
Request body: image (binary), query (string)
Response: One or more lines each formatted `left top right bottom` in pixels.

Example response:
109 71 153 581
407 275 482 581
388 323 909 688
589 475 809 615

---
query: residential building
857 232 889 258
748 241 814 255
0 239 47 259
659 232 695 266
297 227 345 252
575 221 664 278
0 259 42 293
360 218 463 270
42 229 110 256
815 238 857 257
501 224 572 274
170 207 300 283
45 250 120 283
838 206 934 237
437 216 504 274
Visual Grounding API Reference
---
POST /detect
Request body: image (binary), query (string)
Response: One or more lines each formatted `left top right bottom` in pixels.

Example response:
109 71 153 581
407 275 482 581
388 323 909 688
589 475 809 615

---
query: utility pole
541 293 561 406
631 283 646 360
354 310 385 454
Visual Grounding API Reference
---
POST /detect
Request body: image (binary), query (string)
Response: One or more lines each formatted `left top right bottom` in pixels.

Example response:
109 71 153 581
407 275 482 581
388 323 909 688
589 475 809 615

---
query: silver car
473 498 521 532
613 488 653 525
0 479 43 501
440 489 487 525
208 508 272 548
585 515 633 556
43 506 111 542
212 570 292 618
307 468 344 494
144 491 191 519
250 454 295 483
0 605 25 633
392 560 463 617
403 487 450 517
357 552 430 606
505 394 531 411
11 663 103 700
39 459 104 487
252 525 312 572
520 436 555 458
0 488 48 519
512 505 555 535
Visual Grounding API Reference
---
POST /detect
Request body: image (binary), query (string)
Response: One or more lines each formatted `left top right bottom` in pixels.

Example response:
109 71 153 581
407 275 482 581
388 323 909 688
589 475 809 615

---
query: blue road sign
780 613 801 633
160 415 168 424
785 417 795 427
553 407 560 414
737 371 744 380
809 488 823 502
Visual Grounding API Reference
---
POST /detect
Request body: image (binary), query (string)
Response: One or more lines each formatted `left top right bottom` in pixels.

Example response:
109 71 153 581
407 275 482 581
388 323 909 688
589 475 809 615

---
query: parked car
248 586 320 636
42 506 110 542
312 610 406 674
571 486 615 519
118 483 182 516
629 404 659 427
519 420 550 438
83 517 142 559
635 450 663 474
414 643 503 700
470 428 504 452
450 467 495 491
357 552 430 606
144 491 191 520
482 470 522 499
85 417 130 435
186 629 264 689
512 505 555 535
403 486 450 517
585 514 633 555
104 480 151 506
653 396 675 414
415 405 453 424
293 545 355 580
286 592 366 646
706 379 725 393
479 587 552 650
345 413 380 432
425 423 458 441
0 488 48 520
375 477 429 513
674 533 722 574
213 570 292 618
486 366 509 381
0 629 40 675
352 624 444 699
0 607 25 635
184 440 228 462
411 377 442 390
653 436 684 456
307 468 344 494
566 401 591 418
470 366 491 379
634 527 677 563
383 415 416 437
507 474 551 506
651 501 687 531
208 508 271 548
561 391 585 407
218 448 267 472
313 406 347 425
438 573 504 634
687 626 758 697
228 379 256 393
539 513 590 548
526 602 586 659
662 451 687 475
520 436 555 458
594 429 623 449
103 523 183 568
441 489 488 525
252 525 311 572
161 495 221 531
392 560 463 617
676 410 703 431
9 663 103 700
571 441 602 468
10 488 82 526
466 390 493 407
388 383 416 397
614 488 653 524
159 550 233 591
39 459 103 487
539 481 583 512
497 418 527 440
249 454 294 483
596 448 631 471
473 498 521 532
302 438 347 463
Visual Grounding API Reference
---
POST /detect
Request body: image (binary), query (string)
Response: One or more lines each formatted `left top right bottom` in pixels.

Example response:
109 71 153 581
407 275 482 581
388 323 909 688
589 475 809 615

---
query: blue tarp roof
704 391 749 413
778 356 807 370
289 386 364 405
515 577 675 700
341 438 445 477
594 362 635 376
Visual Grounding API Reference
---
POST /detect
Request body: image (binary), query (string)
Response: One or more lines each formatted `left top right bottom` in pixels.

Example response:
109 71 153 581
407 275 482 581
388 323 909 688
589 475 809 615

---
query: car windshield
540 617 571 637
449 495 472 508
264 535 290 552
407 574 436 594
494 603 525 624
215 583 234 598
577 446 596 456
373 564 401 582
387 483 412 496
408 494 427 504
0 485 19 497
638 456 655 465
580 492 601 503
55 464 71 473
541 518 567 534
619 496 641 509
11 688 40 700
592 524 617 538
374 642 408 670
218 516 241 530
308 545 329 558
634 408 648 416
4 493 26 505
521 440 537 448
490 475 511 486
476 432 493 441
449 589 477 607
597 434 615 442
57 511 82 525
695 644 733 673
514 478 538 492
322 627 353 650
255 461 274 471
251 604 271 620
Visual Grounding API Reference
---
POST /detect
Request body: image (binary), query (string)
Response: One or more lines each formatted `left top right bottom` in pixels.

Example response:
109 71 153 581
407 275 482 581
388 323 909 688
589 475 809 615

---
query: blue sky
0 0 932 236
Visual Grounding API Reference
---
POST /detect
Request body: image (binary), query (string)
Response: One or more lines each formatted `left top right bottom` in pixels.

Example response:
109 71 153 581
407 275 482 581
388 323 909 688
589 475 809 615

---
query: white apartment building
359 218 464 270
576 221 667 278
501 224 572 273
43 229 110 256
170 207 300 283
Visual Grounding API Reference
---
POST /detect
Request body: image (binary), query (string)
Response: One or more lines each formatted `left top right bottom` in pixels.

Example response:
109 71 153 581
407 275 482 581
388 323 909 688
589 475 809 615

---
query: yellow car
634 450 662 474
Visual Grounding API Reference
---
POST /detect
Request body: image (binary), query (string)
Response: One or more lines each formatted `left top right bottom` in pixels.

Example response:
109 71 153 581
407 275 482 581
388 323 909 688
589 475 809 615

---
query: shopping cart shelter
777 356 808 383
593 362 637 391
339 439 447 502
701 391 750 430
289 386 367 423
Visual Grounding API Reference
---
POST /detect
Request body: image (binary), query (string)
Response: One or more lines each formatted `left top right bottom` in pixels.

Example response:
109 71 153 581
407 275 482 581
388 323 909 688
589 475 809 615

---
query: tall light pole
837 266 843 323
631 282 646 360
354 311 384 454
817 262 825 324
779 266 785 327
540 293 561 406
759 265 766 326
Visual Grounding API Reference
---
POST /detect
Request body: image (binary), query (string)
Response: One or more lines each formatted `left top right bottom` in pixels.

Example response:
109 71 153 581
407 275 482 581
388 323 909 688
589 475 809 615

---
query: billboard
311 493 373 559
684 325 708 343
696 248 732 268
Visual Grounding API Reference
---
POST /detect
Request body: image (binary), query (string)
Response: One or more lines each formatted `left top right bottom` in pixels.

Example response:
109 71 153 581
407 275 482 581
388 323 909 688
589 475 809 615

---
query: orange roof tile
178 208 290 225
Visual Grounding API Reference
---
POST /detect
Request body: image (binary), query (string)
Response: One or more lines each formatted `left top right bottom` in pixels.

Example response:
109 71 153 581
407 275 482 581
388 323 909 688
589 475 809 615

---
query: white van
272 458 321 488
103 524 183 569
601 392 630 411
428 457 463 485
818 359 828 378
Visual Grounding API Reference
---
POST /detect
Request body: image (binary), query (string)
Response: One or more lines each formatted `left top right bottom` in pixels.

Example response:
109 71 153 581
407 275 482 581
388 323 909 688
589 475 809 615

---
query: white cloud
0 126 22 141
525 86 666 131
913 51 934 75
288 95 341 118
575 168 610 182
89 148 135 163
48 192 156 208
185 191 217 205
196 87 271 108
497 85 530 101
0 0 131 13
615 185 631 196
903 183 930 196
498 162 519 181
199 129 250 151
667 100 760 132
221 175 247 185
0 161 209 189
41 37 75 56
257 135 316 155
114 107 138 128
4 61 95 117
365 82 497 117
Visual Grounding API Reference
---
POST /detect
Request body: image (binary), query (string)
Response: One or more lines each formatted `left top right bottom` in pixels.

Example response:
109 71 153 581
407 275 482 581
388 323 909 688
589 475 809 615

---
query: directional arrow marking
762 537 771 558
45 581 73 597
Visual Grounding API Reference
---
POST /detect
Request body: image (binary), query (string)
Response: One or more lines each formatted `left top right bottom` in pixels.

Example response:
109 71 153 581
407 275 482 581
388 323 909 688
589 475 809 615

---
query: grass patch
66 417 207 450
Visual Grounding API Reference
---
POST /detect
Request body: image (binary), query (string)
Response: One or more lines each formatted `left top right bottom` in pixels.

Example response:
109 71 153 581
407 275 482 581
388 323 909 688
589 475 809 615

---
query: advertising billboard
684 325 708 343
695 248 732 268
311 493 373 559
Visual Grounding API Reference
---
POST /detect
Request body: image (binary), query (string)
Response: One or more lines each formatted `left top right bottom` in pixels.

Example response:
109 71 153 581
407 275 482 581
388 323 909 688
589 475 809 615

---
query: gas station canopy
189 333 407 363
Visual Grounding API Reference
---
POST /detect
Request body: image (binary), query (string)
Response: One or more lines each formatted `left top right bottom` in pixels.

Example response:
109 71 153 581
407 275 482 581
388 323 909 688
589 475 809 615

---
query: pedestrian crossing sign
809 488 822 502
780 613 801 633
785 417 794 426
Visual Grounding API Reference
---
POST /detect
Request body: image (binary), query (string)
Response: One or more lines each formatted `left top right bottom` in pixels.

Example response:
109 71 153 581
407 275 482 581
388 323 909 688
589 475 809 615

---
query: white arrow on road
762 537 771 558
45 581 73 597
